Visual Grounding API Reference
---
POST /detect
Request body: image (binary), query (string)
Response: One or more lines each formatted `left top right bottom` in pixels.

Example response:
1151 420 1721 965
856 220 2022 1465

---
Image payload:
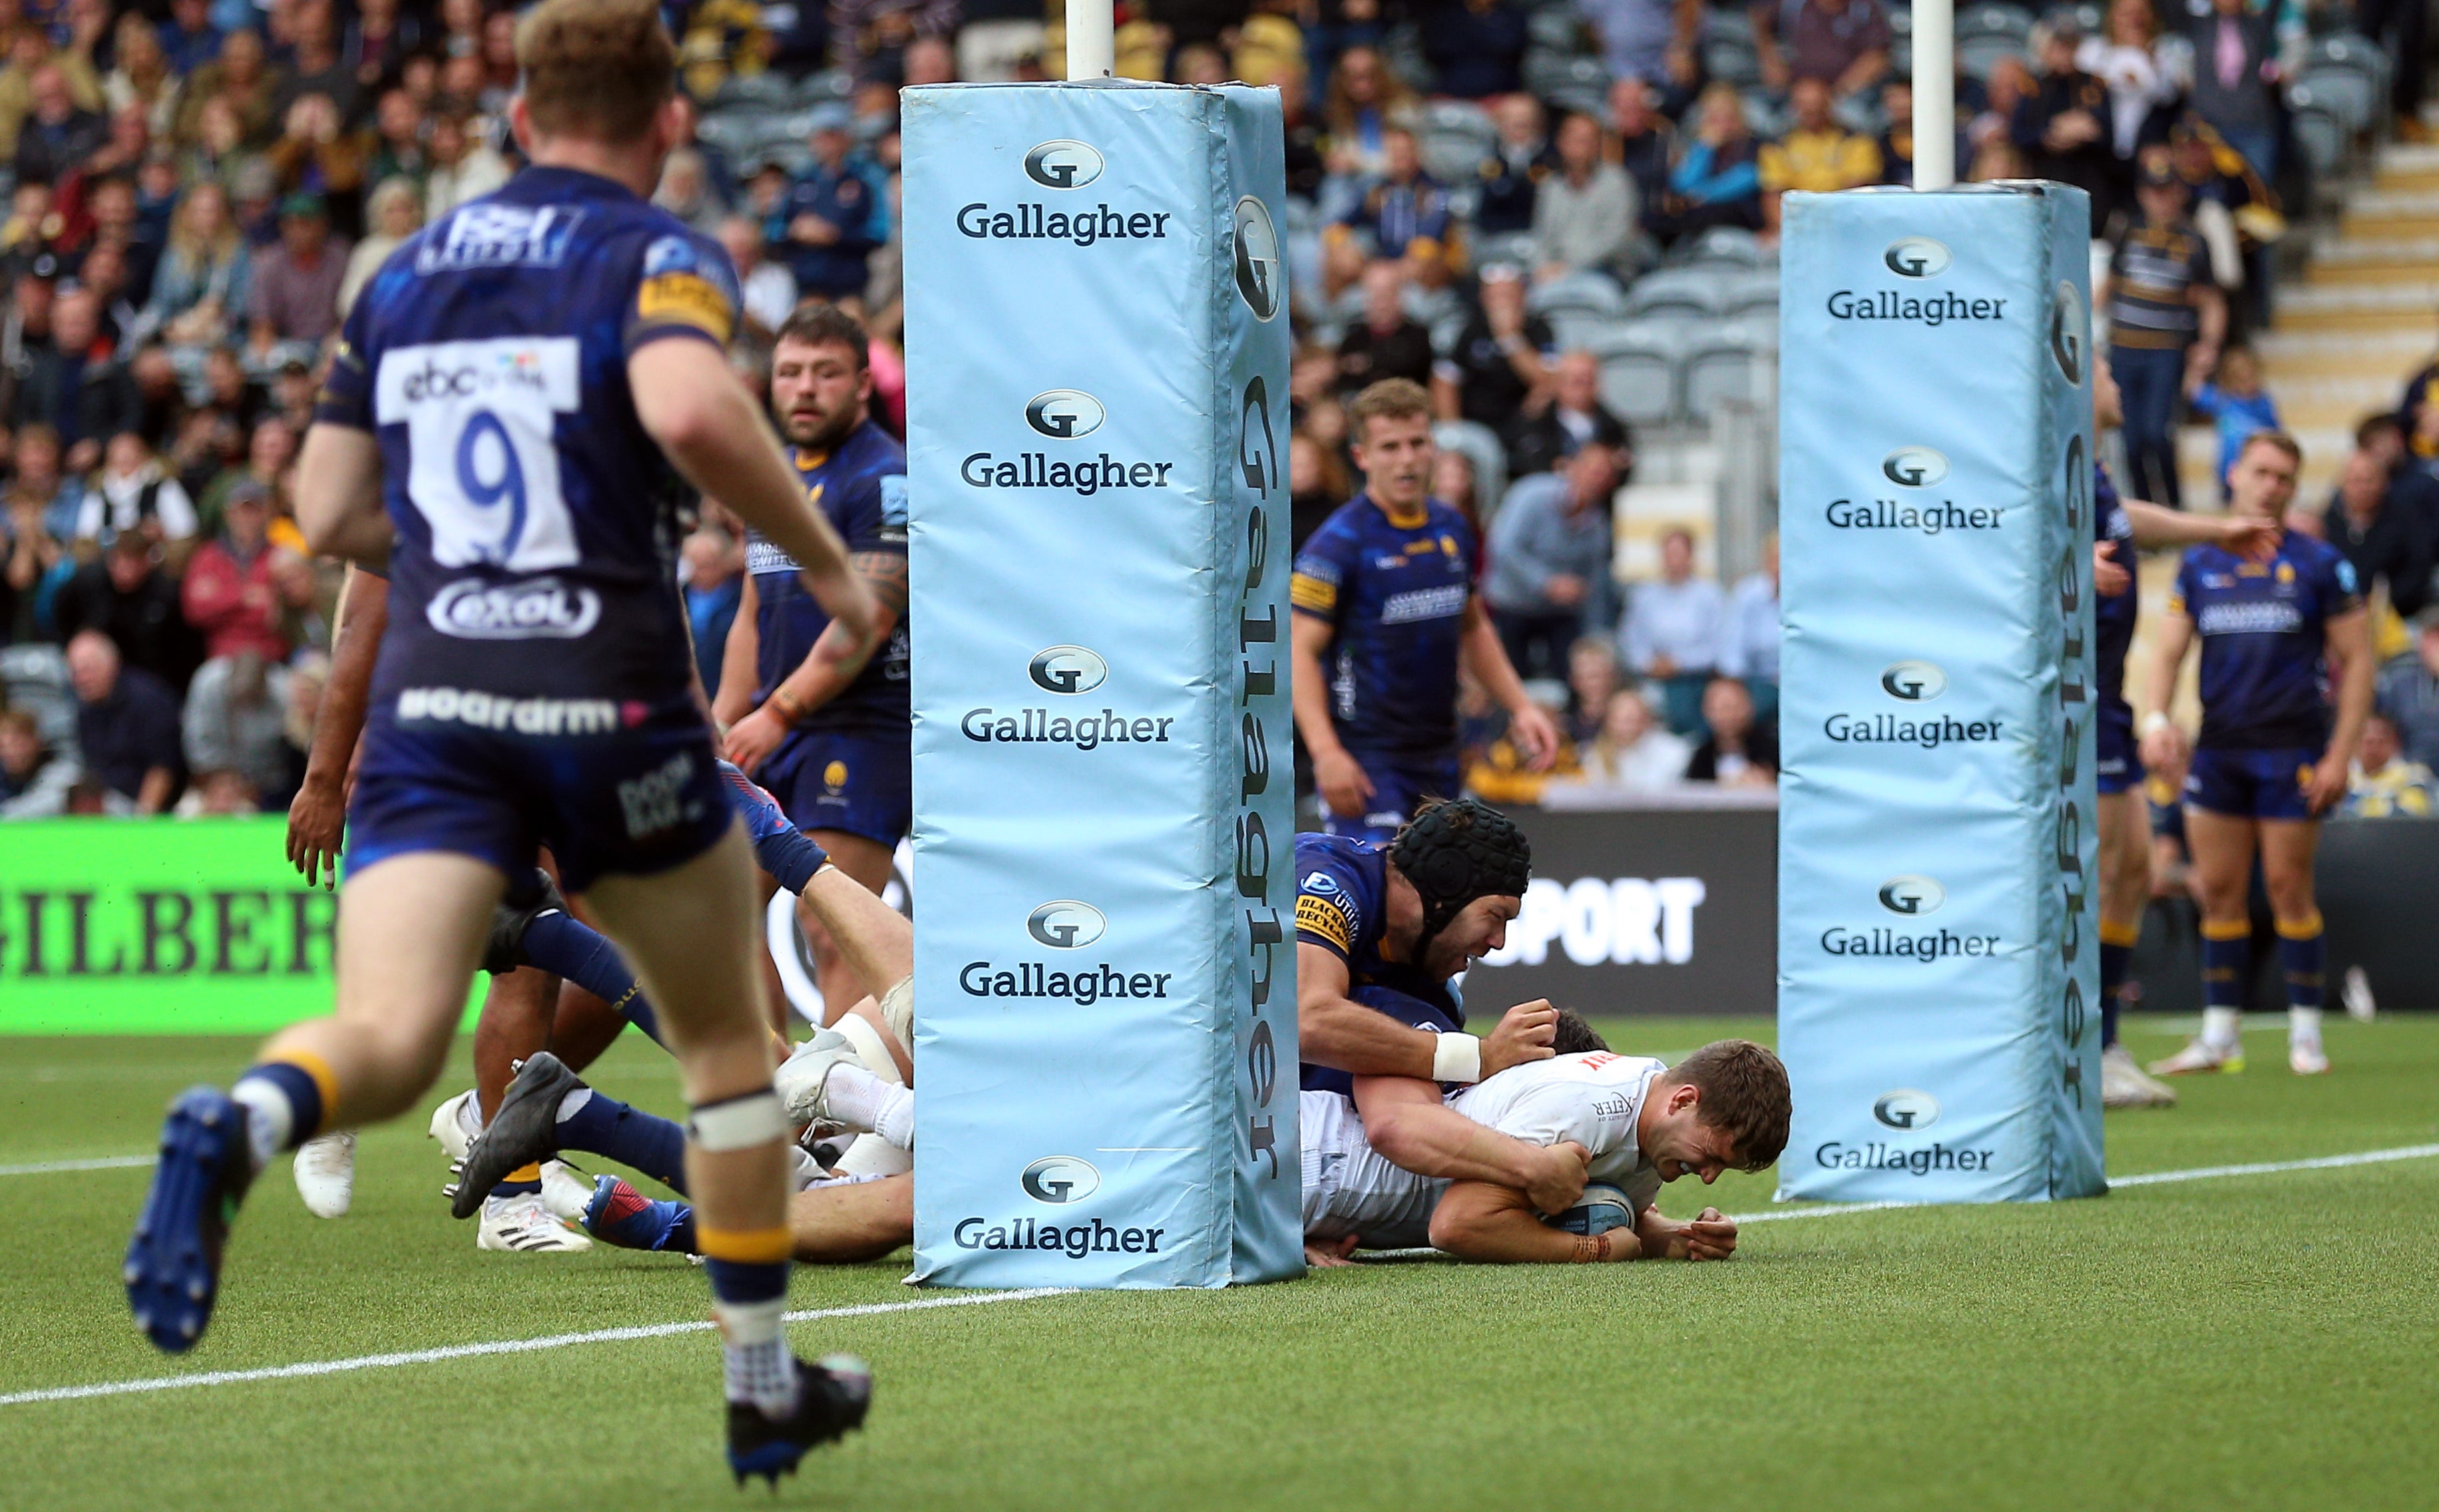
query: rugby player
127 0 881 1478
1291 379 1558 841
2136 431 2372 1077
2086 353 2279 1109
716 303 910 1025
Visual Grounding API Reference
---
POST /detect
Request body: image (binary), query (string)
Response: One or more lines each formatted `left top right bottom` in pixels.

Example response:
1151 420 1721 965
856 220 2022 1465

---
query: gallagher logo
1882 447 1948 488
1022 140 1103 190
1877 876 1946 916
1020 1155 1102 1204
2051 282 2086 384
1026 900 1107 949
1233 196 1282 321
1880 661 1947 701
1883 236 1951 278
1024 389 1105 440
1873 1090 1941 1130
1027 644 1108 695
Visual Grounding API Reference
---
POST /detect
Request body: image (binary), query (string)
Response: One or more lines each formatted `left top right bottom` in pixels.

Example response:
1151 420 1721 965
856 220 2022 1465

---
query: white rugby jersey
1301 1052 1666 1249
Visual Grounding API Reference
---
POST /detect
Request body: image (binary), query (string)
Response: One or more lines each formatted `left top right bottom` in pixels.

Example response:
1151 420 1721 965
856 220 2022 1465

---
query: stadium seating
1681 321 1777 419
1590 322 1685 427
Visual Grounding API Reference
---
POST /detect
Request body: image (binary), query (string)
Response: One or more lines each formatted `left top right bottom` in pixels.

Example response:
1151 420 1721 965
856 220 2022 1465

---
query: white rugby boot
774 1029 862 1131
2147 1036 2245 1076
478 1188 593 1252
2100 1044 2177 1108
292 1131 358 1218
2288 1039 2330 1075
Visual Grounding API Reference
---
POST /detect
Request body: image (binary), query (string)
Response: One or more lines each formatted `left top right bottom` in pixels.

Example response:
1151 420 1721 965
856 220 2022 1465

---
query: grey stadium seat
1681 322 1775 419
1719 271 1780 322
1957 3 2036 43
1677 226 1766 270
2291 69 2376 132
1627 268 1729 322
1590 323 1685 427
2291 106 2349 178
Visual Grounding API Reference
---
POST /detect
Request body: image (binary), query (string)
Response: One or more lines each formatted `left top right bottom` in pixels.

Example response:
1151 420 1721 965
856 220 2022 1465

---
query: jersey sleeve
624 228 742 353
1291 516 1357 623
838 461 909 555
2319 545 2363 617
312 291 377 431
2165 550 2198 618
1294 855 1367 960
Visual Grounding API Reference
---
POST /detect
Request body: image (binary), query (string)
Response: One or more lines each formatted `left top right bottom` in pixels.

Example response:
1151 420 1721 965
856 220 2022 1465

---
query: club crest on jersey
417 204 585 274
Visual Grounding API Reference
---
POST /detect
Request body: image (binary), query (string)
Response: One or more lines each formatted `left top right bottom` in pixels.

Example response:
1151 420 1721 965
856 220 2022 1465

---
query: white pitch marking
0 1156 154 1177
0 1288 1073 1408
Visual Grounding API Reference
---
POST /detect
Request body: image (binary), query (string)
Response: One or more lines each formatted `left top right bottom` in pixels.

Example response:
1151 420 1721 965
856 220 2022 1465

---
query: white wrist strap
1433 1032 1484 1085
2139 711 2172 737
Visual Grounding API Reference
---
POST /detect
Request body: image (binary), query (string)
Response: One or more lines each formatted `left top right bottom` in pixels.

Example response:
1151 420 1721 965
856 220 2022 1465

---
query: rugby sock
2199 919 2249 1045
495 1163 543 1199
588 1176 698 1252
819 1065 915 1151
554 1086 689 1193
230 1057 331 1173
2098 920 2139 1047
703 1253 798 1414
519 911 665 1048
2278 913 2325 1041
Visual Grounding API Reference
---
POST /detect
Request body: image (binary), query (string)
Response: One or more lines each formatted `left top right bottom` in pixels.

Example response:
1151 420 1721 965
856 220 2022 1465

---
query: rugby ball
1543 1183 1634 1236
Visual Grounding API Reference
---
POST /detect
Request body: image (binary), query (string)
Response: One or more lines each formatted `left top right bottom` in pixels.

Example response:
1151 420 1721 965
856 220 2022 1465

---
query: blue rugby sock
587 1176 699 1252
2199 920 2249 1038
555 1087 690 1194
2098 922 2137 1048
230 1056 330 1173
2277 914 2324 1017
520 911 664 1047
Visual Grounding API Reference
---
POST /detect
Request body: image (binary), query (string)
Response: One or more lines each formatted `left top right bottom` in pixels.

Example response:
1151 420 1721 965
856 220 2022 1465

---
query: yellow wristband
770 687 807 723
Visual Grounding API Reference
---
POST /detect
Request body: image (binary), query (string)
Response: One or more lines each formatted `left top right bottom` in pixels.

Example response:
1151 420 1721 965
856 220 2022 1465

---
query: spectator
0 29 104 162
1970 55 2038 158
1685 674 1776 785
1432 448 1483 530
172 27 275 145
1484 439 1622 679
2358 414 2439 544
1717 532 1779 727
247 193 349 365
1564 633 1620 743
1433 262 1552 427
1875 77 1918 186
2183 0 2279 181
1319 44 1417 184
2378 612 2439 768
274 3 360 128
2012 23 2121 226
1755 0 1892 100
1578 0 1699 94
1654 83 1763 240
1531 110 1636 282
774 104 887 303
343 0 420 93
76 431 200 554
827 0 961 77
85 175 162 311
1472 93 1550 237
2079 0 2181 170
423 110 511 222
5 423 84 548
2340 710 2436 817
3 484 66 643
2187 345 2279 499
366 87 431 192
2100 160 2223 510
1760 76 1882 237
2357 0 2428 143
132 179 251 355
182 480 304 663
65 626 181 812
1333 258 1434 395
337 176 421 319
0 704 81 817
1333 127 1456 290
157 0 226 77
178 93 264 198
1421 0 1528 99
1464 680 1581 805
11 286 140 471
266 92 374 232
718 215 797 348
1618 526 1721 736
1607 77 1676 226
1504 347 1631 478
653 146 726 235
1572 682 1691 789
682 522 744 696
1290 429 1353 546
14 63 107 185
181 646 292 806
53 531 199 689
2323 441 2435 620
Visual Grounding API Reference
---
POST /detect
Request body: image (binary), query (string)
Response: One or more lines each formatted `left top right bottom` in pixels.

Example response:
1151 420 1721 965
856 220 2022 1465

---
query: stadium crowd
0 0 2430 827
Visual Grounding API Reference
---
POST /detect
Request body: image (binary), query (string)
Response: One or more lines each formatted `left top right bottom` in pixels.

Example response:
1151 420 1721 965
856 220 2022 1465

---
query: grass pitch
2 1014 2434 1512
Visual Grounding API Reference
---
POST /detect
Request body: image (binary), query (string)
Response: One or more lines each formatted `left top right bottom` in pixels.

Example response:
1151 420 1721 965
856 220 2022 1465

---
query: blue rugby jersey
744 420 909 736
316 166 740 709
2095 462 2136 713
2168 531 2361 750
1289 493 1480 759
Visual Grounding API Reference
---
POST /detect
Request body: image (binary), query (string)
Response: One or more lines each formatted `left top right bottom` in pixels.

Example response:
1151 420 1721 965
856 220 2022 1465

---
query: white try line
0 1156 154 1178
0 1288 1072 1410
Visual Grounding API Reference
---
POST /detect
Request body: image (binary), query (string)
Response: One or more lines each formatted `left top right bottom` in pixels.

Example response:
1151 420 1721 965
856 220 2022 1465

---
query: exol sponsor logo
1824 290 2008 324
1813 1141 1994 1174
1024 389 1105 440
1878 875 1946 915
953 1216 1166 1256
1481 875 1708 968
1883 236 1952 278
1022 139 1104 190
1027 644 1108 695
1019 1155 1102 1204
396 685 636 736
1025 900 1107 950
1823 498 2002 533
426 577 600 640
1881 447 1948 488
1880 660 1948 701
1233 196 1282 320
2050 280 2086 384
1873 1089 1941 1130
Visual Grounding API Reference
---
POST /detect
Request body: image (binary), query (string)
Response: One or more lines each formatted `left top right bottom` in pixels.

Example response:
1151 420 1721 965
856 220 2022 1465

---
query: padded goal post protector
1776 186 2105 1203
901 81 1302 1286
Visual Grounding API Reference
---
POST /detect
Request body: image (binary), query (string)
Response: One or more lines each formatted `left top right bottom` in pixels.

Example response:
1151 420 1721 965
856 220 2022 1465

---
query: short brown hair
2239 429 2303 468
1349 377 1431 443
776 301 869 370
515 0 674 144
1669 1040 1791 1171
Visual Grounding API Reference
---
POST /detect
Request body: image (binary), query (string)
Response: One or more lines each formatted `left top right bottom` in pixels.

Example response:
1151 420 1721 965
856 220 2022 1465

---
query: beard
782 399 862 453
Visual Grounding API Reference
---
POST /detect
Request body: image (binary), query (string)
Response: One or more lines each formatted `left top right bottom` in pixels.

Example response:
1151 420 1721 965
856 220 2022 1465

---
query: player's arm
628 339 877 658
726 548 906 775
1427 1179 1634 1261
1457 595 1558 769
712 570 760 731
2125 499 2275 557
295 424 393 568
1296 940 1552 1083
1355 1075 1590 1214
1290 603 1376 818
2135 592 2196 772
286 564 388 888
2311 605 2374 813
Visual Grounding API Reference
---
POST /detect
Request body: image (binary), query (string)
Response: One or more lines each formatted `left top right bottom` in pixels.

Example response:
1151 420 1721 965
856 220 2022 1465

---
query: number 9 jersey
316 165 742 708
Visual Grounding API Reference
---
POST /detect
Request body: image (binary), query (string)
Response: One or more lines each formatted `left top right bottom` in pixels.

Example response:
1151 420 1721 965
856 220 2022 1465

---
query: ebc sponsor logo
415 204 584 273
1873 1089 1940 1130
1883 236 1951 278
1027 644 1108 695
1023 139 1104 189
426 576 600 640
1025 900 1107 949
1819 876 2000 961
1881 446 1948 488
1019 1155 1100 1204
1233 196 1282 320
1024 389 1105 440
954 1215 1166 1256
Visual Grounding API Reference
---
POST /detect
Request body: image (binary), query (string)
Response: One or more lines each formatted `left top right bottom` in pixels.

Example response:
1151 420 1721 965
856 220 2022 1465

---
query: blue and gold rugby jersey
2168 531 2360 750
1289 493 1480 759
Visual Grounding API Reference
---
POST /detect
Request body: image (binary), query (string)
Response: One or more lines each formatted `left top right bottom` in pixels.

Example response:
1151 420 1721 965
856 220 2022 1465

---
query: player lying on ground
126 0 882 1480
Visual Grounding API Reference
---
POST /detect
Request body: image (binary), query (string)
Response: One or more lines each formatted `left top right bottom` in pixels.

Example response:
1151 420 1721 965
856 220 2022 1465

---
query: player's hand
2138 719 2187 777
722 705 791 777
1506 701 1562 773
1683 1207 1738 1260
1315 748 1375 821
2303 749 2350 815
1522 1140 1592 1215
1303 1234 1360 1268
285 775 346 890
1480 999 1558 1077
2217 514 2279 562
2093 542 2131 598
